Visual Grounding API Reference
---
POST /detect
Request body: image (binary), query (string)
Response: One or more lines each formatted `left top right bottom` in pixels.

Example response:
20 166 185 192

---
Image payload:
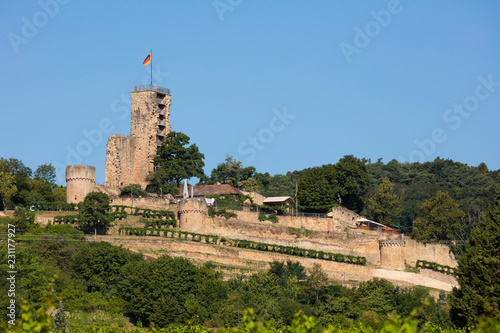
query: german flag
143 52 151 66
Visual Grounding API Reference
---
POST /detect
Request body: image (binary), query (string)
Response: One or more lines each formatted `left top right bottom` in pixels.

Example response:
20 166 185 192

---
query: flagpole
295 182 298 216
150 49 153 87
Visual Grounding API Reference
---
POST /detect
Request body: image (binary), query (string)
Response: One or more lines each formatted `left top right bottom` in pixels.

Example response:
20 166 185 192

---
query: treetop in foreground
450 190 500 327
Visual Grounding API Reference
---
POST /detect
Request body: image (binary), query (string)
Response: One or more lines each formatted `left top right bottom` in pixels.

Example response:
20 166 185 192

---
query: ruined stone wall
105 135 134 188
242 191 266 205
196 217 385 265
109 197 178 214
405 238 457 267
332 206 360 228
66 165 96 203
379 237 405 271
228 210 340 233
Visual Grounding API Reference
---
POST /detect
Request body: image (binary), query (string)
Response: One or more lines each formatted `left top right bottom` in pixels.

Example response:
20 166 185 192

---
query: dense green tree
0 171 17 210
412 190 465 242
450 190 500 327
30 163 57 202
256 170 304 198
367 177 402 225
0 158 33 207
331 155 370 212
120 184 149 197
53 186 67 203
237 178 259 192
72 242 142 294
77 192 113 234
269 260 307 283
297 156 369 213
147 131 205 194
297 166 336 213
206 155 257 190
33 163 56 185
303 264 329 304
120 255 206 326
10 207 36 233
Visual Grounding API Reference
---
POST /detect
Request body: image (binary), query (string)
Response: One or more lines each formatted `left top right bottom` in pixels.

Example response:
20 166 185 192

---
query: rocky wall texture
404 238 457 267
230 210 341 232
109 197 178 213
104 134 134 188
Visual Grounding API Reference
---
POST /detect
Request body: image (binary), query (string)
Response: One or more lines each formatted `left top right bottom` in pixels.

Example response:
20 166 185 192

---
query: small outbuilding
357 218 399 233
262 196 295 207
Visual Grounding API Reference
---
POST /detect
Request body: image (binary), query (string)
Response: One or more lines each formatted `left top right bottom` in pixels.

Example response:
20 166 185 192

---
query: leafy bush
259 212 278 223
416 260 456 276
120 184 149 197
208 207 237 219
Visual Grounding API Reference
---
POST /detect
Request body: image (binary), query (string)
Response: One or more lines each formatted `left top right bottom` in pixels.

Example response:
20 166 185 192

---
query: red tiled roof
174 184 243 197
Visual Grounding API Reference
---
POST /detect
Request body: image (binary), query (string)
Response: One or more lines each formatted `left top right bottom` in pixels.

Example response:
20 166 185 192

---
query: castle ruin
65 85 171 202
62 83 457 288
105 85 171 189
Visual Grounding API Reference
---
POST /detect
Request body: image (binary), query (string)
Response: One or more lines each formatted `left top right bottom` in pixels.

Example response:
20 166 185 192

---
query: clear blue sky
1 1 499 185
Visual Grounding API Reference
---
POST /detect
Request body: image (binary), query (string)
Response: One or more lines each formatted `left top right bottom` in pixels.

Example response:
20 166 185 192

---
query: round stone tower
178 197 208 233
66 165 96 204
379 235 405 271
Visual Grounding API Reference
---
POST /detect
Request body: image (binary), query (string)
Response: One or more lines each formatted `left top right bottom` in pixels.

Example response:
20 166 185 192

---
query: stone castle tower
178 198 208 234
66 165 96 203
105 85 171 189
379 236 405 270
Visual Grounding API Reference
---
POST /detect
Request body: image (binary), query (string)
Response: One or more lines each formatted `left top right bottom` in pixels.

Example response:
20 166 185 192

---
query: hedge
53 215 78 224
259 212 278 223
33 202 77 211
416 260 456 276
143 219 177 229
119 227 367 266
110 205 176 220
208 207 237 219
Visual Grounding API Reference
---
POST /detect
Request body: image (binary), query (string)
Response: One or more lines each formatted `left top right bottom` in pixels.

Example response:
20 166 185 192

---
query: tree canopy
297 155 369 213
412 190 465 242
205 155 257 190
0 158 64 209
367 177 402 225
450 190 500 327
77 192 113 234
147 131 205 195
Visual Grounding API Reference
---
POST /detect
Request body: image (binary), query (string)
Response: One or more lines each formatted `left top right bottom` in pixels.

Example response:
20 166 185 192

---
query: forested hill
244 157 498 237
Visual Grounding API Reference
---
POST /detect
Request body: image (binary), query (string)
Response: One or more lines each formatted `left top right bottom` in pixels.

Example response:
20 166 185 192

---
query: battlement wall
109 196 178 214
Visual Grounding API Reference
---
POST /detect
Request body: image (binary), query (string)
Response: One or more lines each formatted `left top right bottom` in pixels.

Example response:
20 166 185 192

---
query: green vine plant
258 212 278 223
118 227 367 266
415 260 456 276
208 207 237 219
